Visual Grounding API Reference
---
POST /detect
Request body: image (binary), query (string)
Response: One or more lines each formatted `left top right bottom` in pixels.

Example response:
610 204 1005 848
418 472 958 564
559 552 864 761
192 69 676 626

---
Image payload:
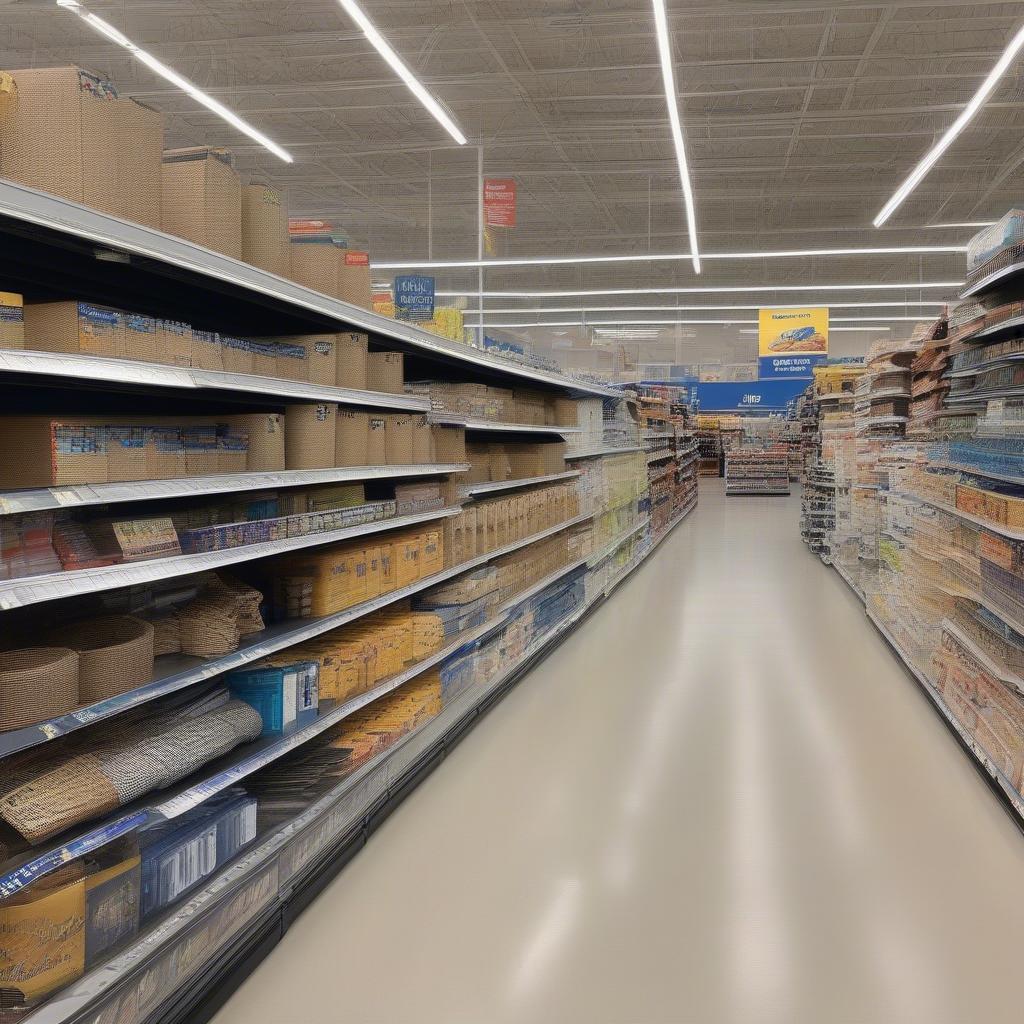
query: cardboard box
336 332 368 390
336 249 372 309
273 341 309 381
23 301 124 357
190 330 223 371
0 416 108 487
336 409 370 466
158 321 193 367
285 403 337 470
241 183 289 277
121 313 158 363
221 336 253 374
367 351 404 394
161 147 242 259
367 416 387 465
0 291 24 350
306 335 337 386
227 412 285 472
289 238 337 296
0 67 162 227
385 415 413 465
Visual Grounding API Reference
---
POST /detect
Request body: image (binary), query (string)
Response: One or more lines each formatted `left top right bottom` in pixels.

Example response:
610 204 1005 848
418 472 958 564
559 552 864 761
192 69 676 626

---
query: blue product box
226 660 320 736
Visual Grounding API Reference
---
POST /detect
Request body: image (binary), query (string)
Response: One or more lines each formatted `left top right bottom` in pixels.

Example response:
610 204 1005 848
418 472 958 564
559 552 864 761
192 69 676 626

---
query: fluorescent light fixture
56 1 292 162
924 222 997 229
480 315 924 328
337 0 467 145
438 281 962 298
464 301 944 315
372 245 965 270
651 0 700 273
739 327 891 333
874 24 1024 226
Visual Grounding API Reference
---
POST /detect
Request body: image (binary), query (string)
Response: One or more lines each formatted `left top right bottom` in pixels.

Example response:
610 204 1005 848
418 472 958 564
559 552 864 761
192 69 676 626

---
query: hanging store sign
394 275 435 321
758 306 828 379
692 379 808 412
484 178 517 227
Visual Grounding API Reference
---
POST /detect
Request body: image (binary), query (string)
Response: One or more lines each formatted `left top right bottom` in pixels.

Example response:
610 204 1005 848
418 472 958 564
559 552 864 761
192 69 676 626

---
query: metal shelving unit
0 463 469 515
566 443 643 460
463 419 580 436
463 470 580 497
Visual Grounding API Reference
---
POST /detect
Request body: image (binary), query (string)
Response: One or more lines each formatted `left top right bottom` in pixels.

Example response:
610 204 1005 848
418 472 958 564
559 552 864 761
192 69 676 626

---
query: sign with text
692 379 809 412
484 178 517 227
394 275 435 321
758 306 828 379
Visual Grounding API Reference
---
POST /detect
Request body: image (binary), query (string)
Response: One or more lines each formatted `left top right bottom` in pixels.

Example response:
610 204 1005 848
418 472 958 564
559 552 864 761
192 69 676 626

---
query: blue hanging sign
394 275 435 321
692 379 809 412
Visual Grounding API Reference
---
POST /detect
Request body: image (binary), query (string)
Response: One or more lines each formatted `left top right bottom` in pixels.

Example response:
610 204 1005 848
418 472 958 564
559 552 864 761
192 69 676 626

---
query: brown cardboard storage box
159 321 193 367
285 403 337 470
273 341 309 382
306 336 338 386
412 415 434 464
366 416 387 465
384 415 413 465
336 333 368 390
431 424 466 464
289 240 337 296
23 302 124 357
336 250 373 309
161 147 242 259
241 184 289 277
336 410 369 466
0 67 163 228
0 291 24 350
121 314 158 363
367 351 404 394
226 413 285 472
0 417 108 487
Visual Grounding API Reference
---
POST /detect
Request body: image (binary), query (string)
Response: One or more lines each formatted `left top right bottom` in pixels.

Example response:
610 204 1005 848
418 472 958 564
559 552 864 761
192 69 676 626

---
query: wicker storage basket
226 412 285 472
336 333 368 390
0 648 79 732
367 352 404 394
178 596 241 656
285 403 337 470
149 612 181 656
206 574 265 635
241 183 289 277
54 617 154 704
367 416 387 465
336 409 370 466
385 415 414 464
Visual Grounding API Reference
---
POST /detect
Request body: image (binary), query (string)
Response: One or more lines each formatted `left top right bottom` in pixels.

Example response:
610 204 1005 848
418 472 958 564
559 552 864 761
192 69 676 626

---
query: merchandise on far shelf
725 444 791 496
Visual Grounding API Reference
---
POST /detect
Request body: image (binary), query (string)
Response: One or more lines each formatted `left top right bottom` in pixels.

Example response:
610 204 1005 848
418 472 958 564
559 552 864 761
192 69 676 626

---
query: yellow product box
0 290 24 349
409 611 445 658
422 529 444 576
364 544 384 599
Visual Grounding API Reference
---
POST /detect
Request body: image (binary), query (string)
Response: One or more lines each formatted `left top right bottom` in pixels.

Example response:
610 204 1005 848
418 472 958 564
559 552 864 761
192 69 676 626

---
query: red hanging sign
484 178 516 228
344 251 370 266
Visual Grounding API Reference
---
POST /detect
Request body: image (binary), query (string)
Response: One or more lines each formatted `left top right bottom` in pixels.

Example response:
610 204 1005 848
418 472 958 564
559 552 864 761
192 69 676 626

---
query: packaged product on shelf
249 339 278 377
288 237 338 296
385 414 414 464
161 147 242 260
241 183 289 278
92 516 182 562
0 289 24 349
182 424 219 477
0 647 79 732
336 249 372 309
158 319 193 367
216 426 249 473
304 335 337 386
366 351 404 394
393 481 443 515
273 339 309 381
335 332 368 390
226 412 285 473
190 330 223 372
23 301 125 358
0 67 163 228
220 335 254 374
335 408 370 466
0 416 108 487
412 414 434 464
226 659 319 737
432 423 467 464
366 415 387 464
119 313 158 363
51 615 154 704
285 403 336 470
145 425 186 479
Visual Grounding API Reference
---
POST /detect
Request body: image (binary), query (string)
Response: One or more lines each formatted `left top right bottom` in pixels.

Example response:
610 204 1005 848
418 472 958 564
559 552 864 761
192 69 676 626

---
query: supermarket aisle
215 481 1024 1024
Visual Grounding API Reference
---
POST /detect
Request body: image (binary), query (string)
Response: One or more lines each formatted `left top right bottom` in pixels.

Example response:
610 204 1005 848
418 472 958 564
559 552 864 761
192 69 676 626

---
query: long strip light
651 0 700 273
439 281 963 299
464 301 944 314
55 0 292 162
337 0 466 145
739 327 890 334
477 316 926 328
372 245 965 270
874 23 1024 226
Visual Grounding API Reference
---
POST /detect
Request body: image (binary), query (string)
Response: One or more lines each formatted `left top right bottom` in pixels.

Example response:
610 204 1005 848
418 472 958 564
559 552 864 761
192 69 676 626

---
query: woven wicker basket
178 596 241 657
149 612 181 656
54 617 154 704
0 648 79 732
206 574 265 635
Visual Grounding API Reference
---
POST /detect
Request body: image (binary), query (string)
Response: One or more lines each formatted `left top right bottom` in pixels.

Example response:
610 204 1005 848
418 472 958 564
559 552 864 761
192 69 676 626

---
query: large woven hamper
336 409 370 466
55 617 154 704
0 648 79 731
285 403 337 470
241 183 289 277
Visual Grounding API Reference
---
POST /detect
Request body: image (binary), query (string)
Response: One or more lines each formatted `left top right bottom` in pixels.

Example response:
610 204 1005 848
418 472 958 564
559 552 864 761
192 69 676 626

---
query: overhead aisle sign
758 306 828 379
692 379 808 412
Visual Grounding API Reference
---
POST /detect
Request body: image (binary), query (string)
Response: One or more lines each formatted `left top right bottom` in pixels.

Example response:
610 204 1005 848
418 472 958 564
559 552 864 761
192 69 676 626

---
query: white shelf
940 618 1024 693
961 262 1024 300
646 448 673 463
587 516 651 566
497 558 588 613
0 464 469 516
909 492 1024 542
463 470 580 497
0 179 619 399
0 506 461 610
463 419 580 435
0 511 595 758
566 443 643 460
0 348 428 411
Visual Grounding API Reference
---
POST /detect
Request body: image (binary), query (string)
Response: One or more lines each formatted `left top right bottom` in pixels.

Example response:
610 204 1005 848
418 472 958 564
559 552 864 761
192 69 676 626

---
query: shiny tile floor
214 482 1024 1024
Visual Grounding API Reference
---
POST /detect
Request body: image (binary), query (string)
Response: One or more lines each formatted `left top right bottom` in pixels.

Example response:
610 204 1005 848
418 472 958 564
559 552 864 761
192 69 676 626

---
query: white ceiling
2 0 1022 369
